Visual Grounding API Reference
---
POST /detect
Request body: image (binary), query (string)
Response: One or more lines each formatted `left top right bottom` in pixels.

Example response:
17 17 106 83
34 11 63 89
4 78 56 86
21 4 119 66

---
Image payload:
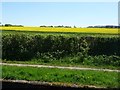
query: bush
2 34 120 61
89 37 120 56
2 34 35 60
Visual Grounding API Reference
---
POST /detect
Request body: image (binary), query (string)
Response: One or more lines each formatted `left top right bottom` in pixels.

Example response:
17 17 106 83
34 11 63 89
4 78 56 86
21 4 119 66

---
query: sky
1 2 118 27
1 0 120 2
119 1 120 25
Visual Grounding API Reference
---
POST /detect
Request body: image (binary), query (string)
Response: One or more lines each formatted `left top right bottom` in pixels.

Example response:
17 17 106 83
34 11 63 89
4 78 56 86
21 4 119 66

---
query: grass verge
2 65 120 88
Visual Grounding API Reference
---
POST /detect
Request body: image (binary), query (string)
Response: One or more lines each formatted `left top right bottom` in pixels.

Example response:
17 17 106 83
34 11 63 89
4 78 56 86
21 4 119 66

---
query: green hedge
2 34 120 60
89 37 120 56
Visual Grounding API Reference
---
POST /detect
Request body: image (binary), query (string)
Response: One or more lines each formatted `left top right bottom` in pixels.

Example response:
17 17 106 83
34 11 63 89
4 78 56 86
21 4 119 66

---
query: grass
2 54 120 70
2 58 119 70
2 65 119 88
1 26 118 34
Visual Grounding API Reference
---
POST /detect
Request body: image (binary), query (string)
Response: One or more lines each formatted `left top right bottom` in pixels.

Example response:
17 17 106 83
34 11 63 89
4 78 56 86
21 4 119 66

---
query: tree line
0 23 24 27
0 22 119 28
87 25 120 28
40 25 72 28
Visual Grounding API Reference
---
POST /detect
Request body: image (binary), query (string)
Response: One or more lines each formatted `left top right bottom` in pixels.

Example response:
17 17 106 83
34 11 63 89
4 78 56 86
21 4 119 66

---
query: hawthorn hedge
2 34 120 60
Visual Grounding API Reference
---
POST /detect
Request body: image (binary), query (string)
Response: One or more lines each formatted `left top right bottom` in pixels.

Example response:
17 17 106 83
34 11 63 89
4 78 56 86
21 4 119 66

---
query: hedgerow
2 34 120 62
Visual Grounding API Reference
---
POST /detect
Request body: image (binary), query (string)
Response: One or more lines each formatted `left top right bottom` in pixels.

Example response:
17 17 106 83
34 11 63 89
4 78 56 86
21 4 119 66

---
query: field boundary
1 63 120 72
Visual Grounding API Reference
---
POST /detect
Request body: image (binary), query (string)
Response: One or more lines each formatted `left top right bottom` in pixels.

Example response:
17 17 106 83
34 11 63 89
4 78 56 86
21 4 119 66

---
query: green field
2 30 119 39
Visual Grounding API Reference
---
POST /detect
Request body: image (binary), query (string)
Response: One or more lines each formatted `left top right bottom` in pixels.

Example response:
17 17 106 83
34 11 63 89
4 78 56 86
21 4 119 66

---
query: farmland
2 1 120 89
1 26 120 88
1 27 120 69
1 26 119 34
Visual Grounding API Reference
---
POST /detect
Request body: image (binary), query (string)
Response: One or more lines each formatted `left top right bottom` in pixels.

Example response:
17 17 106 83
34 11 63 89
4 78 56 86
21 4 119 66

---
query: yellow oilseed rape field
0 26 119 34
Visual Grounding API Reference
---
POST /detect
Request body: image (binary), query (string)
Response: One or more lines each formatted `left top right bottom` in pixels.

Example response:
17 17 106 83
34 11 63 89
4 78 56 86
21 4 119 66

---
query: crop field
0 26 119 34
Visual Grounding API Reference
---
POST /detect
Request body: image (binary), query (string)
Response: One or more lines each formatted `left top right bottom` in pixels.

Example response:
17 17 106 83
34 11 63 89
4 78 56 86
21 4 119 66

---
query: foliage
2 34 120 62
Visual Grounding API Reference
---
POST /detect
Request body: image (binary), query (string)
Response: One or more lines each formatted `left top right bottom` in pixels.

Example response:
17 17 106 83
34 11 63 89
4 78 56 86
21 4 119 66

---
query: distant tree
4 24 23 27
74 25 76 28
65 26 71 28
54 25 64 28
87 26 93 28
40 25 46 27
5 24 12 27
47 26 53 27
